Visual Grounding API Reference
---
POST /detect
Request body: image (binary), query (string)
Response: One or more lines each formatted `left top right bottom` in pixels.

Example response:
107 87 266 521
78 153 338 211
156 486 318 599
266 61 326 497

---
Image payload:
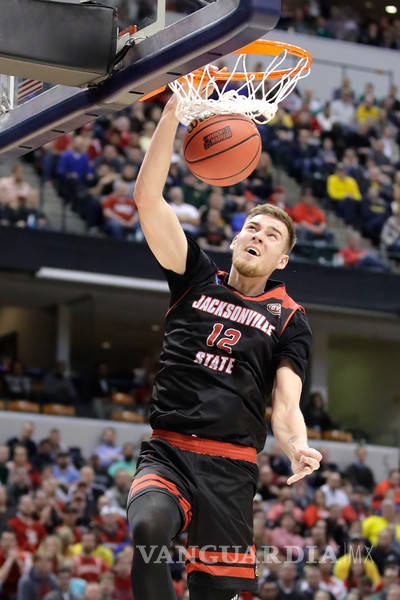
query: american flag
17 79 43 102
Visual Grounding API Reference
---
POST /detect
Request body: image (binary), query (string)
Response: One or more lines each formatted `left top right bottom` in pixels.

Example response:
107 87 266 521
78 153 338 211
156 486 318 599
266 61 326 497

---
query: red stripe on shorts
186 562 256 579
151 429 257 463
129 473 192 530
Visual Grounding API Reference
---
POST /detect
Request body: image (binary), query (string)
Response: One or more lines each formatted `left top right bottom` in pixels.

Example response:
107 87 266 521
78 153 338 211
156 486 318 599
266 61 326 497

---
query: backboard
0 0 281 159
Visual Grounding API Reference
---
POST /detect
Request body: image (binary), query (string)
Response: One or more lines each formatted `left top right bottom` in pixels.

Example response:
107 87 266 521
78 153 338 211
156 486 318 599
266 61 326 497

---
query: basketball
183 114 262 186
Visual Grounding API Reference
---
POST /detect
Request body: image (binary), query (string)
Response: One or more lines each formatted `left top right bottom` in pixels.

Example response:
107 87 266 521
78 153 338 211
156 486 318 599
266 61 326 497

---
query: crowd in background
1 420 400 600
1 15 400 272
279 0 400 50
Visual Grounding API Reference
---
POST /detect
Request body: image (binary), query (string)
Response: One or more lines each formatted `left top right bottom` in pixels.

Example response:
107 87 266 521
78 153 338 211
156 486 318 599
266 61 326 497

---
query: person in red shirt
341 486 370 526
102 182 139 240
72 531 108 583
8 495 47 552
337 231 386 272
0 530 29 598
304 489 330 529
373 470 400 511
291 187 334 243
113 552 133 600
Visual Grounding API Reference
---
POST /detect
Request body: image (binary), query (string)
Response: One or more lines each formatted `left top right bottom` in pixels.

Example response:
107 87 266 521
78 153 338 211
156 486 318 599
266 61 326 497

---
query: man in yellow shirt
334 535 381 585
327 163 362 226
362 500 400 546
355 94 380 126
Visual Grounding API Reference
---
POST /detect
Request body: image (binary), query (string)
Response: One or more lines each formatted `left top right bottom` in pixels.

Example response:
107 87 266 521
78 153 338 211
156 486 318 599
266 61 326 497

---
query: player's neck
227 267 270 297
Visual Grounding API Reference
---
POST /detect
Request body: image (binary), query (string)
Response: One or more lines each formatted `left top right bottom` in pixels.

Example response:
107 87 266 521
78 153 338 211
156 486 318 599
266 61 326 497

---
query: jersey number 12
206 323 241 354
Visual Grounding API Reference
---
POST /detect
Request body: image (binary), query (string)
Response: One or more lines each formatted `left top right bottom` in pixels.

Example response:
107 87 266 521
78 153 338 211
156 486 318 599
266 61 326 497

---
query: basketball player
127 92 322 600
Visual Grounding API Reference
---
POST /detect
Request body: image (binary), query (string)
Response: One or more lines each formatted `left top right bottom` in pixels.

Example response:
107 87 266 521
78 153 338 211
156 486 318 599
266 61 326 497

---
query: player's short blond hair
244 203 296 253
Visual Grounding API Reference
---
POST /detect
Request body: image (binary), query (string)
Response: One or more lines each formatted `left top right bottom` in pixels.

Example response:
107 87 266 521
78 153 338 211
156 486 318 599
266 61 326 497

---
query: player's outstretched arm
134 95 188 274
271 359 322 485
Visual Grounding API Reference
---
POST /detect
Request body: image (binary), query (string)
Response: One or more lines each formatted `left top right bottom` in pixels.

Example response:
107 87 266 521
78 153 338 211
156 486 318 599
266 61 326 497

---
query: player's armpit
136 197 188 274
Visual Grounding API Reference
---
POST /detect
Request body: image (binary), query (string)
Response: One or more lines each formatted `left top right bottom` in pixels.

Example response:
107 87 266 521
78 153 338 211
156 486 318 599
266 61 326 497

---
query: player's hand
287 446 322 485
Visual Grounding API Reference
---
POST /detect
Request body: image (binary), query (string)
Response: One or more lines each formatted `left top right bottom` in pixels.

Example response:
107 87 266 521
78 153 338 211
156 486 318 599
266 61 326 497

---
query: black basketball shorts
127 429 259 593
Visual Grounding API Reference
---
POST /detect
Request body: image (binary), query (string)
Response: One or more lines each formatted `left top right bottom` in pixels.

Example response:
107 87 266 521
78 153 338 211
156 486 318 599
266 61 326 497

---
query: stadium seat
42 404 76 416
322 430 353 443
112 392 135 405
8 400 40 413
111 410 144 423
307 428 322 440
0 400 5 411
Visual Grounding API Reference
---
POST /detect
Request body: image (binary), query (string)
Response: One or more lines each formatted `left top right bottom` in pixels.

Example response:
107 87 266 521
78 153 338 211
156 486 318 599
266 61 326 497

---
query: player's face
230 215 289 278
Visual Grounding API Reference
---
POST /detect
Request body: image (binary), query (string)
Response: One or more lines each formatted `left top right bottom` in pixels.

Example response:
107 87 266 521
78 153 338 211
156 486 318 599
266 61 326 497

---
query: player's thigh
127 490 182 545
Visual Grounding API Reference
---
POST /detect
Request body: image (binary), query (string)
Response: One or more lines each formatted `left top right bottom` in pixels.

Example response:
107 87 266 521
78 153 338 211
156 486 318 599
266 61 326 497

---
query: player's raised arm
271 359 322 485
134 94 188 274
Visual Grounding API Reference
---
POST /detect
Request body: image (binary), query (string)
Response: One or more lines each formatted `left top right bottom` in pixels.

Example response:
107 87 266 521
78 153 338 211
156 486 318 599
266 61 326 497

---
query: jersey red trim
151 429 257 463
165 285 194 318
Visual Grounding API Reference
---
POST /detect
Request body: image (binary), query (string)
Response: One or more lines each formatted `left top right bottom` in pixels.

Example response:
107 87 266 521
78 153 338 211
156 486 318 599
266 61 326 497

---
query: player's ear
230 234 239 251
275 254 289 271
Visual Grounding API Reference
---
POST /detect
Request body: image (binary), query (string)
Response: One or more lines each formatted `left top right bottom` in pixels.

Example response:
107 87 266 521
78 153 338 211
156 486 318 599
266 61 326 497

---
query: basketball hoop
169 40 312 126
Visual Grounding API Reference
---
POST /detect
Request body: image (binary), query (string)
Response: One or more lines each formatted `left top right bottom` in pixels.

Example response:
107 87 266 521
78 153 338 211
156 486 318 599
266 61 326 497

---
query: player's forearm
271 402 308 462
134 99 179 204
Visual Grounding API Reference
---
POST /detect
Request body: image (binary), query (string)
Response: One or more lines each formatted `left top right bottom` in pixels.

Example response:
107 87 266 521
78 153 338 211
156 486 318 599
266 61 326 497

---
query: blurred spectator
337 231 387 272
12 192 47 230
341 487 370 526
99 572 114 600
0 530 29 600
319 556 347 599
321 473 349 508
292 188 334 243
47 430 67 463
9 495 47 553
266 513 305 560
107 444 136 479
373 470 400 511
17 553 57 600
42 362 78 406
102 182 138 241
275 562 302 599
304 489 330 529
327 164 362 226
7 423 36 462
333 77 356 103
370 529 400 575
334 535 381 585
105 471 130 513
330 91 355 129
112 551 133 600
381 212 400 255
302 392 333 432
52 452 79 486
6 468 32 508
198 207 230 251
361 187 390 246
93 429 122 469
43 565 79 600
57 136 93 207
0 165 35 208
355 94 380 126
168 186 200 235
93 145 123 174
299 565 322 599
256 465 279 502
98 506 128 551
344 446 375 493
72 532 109 583
362 500 400 545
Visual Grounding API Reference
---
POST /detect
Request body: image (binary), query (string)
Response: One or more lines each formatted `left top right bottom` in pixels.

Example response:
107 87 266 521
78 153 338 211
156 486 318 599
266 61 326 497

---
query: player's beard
232 252 265 278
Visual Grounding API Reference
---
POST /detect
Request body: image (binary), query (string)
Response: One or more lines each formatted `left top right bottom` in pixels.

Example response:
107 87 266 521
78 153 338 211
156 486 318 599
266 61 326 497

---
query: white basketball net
170 49 310 126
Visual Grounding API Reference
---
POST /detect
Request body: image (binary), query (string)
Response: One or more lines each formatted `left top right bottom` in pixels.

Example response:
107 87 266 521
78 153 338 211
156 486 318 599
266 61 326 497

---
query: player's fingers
287 466 313 485
299 456 320 471
299 448 323 461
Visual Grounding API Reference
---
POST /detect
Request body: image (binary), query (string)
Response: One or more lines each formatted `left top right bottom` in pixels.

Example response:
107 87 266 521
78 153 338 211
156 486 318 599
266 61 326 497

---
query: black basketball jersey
150 234 312 452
